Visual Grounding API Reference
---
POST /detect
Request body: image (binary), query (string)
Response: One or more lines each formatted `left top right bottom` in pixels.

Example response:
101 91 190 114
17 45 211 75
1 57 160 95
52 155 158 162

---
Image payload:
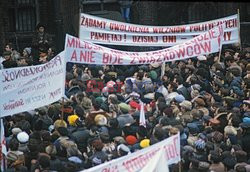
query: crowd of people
0 23 55 70
1 22 250 172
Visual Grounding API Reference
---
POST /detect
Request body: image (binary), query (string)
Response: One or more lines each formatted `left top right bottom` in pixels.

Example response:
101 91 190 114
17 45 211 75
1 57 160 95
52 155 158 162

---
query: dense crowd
1 23 250 172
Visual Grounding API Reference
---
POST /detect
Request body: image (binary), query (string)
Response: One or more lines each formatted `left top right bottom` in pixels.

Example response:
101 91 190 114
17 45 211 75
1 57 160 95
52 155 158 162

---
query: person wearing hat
178 100 193 124
31 23 53 65
140 139 150 149
94 114 108 126
22 47 32 60
17 131 29 153
117 103 134 128
117 144 131 157
6 138 25 169
2 50 18 68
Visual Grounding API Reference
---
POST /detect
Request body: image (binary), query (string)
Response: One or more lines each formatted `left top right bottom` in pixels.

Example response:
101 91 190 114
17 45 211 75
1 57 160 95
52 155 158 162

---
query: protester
1 21 250 172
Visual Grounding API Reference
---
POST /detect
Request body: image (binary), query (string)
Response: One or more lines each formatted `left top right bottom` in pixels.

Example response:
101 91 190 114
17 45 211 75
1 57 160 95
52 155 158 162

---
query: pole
161 62 165 79
61 97 65 121
218 45 222 62
178 161 182 172
100 0 104 11
237 9 242 50
78 0 81 38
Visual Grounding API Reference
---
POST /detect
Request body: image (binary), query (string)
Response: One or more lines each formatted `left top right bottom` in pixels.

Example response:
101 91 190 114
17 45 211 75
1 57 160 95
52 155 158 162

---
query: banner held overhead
66 24 224 65
79 13 238 46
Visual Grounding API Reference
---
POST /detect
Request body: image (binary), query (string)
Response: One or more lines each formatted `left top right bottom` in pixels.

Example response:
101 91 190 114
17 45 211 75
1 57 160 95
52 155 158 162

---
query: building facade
0 1 249 55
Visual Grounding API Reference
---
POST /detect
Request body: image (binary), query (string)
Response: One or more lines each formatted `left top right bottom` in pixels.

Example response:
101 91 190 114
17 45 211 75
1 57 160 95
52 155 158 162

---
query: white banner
66 24 224 65
82 133 180 172
140 148 169 172
0 52 65 117
79 13 239 46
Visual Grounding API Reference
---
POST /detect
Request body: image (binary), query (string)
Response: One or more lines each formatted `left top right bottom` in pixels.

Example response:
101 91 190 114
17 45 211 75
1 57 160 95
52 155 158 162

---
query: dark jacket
2 60 17 69
71 127 90 150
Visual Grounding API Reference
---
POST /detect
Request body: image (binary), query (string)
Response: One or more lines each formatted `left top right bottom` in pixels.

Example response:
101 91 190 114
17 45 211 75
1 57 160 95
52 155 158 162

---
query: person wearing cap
117 144 131 157
31 23 53 65
2 50 18 68
6 138 25 169
22 47 32 60
117 103 134 128
178 100 193 125
17 131 29 153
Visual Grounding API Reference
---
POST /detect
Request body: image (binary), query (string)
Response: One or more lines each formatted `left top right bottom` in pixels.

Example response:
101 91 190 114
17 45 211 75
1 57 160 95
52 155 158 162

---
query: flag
139 101 146 128
0 119 7 171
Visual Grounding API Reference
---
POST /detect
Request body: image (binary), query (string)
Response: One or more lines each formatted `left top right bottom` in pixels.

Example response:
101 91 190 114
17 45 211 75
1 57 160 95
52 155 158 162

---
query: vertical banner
0 51 65 118
79 13 238 46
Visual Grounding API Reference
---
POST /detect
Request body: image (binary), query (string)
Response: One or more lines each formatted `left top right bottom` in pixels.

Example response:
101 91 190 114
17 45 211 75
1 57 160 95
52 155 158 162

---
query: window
7 0 37 32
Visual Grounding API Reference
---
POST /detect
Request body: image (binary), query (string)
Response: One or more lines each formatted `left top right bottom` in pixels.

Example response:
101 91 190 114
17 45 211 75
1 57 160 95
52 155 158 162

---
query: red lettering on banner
224 31 232 41
149 56 156 63
190 24 209 32
200 41 211 53
101 166 118 172
80 51 95 63
81 16 107 29
186 46 193 56
67 37 75 48
194 44 201 54
138 56 147 63
90 32 122 42
174 47 185 58
164 137 179 160
169 51 175 60
67 37 86 49
102 53 123 65
130 56 136 64
156 55 162 62
225 19 237 28
132 36 158 43
163 53 169 61
162 36 176 43
109 23 149 33
122 148 160 172
70 50 77 61
153 26 186 33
